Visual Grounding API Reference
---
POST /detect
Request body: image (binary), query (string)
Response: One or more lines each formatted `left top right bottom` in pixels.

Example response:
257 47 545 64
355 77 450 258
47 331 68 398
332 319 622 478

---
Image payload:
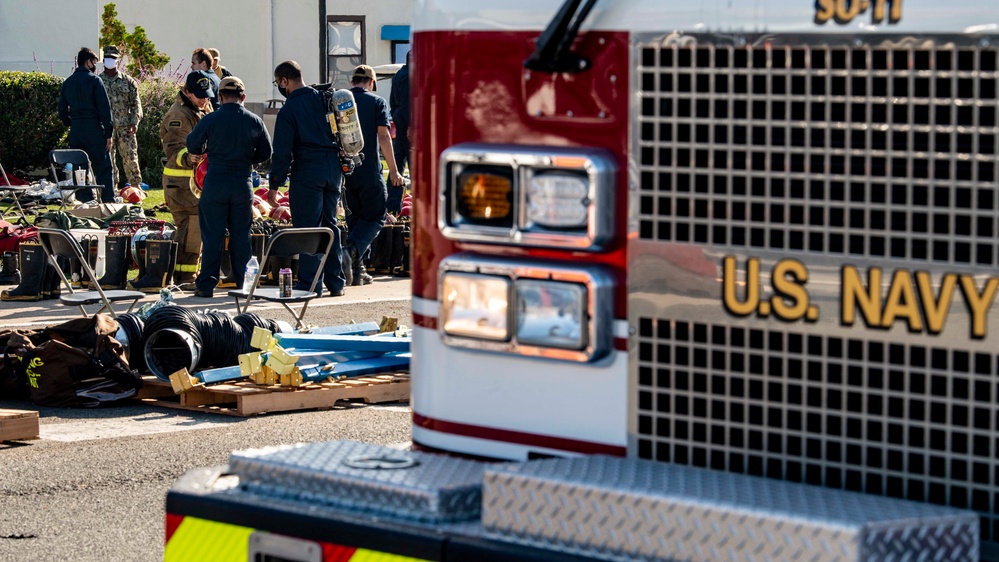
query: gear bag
14 315 143 407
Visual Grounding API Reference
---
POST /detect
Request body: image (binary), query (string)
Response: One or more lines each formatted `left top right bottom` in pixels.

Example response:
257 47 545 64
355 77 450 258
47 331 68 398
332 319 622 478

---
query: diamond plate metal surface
482 456 979 562
229 440 485 523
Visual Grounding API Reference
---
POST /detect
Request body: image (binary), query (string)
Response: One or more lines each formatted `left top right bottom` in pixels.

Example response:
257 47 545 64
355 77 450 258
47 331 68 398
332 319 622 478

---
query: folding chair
36 228 145 318
48 149 103 208
229 227 335 329
0 160 31 225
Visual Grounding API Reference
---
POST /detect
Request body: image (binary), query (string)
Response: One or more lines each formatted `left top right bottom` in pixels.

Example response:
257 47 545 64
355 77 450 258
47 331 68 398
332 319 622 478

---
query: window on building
392 42 410 64
327 16 365 88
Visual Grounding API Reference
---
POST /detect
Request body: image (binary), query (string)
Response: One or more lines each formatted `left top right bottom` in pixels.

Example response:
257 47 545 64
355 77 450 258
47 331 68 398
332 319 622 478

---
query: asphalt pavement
0 273 415 562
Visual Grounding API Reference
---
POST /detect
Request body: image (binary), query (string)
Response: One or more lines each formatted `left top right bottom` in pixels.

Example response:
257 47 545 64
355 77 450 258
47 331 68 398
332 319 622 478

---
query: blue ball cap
185 70 216 99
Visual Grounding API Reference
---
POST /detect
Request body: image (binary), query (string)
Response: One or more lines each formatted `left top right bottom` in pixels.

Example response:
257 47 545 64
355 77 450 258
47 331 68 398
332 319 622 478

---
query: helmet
119 185 145 204
192 157 208 197
269 205 292 222
277 194 290 206
254 187 270 199
252 195 272 217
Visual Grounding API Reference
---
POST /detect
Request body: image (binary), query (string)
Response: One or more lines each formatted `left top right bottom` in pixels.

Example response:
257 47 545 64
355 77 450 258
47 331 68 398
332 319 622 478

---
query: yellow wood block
270 346 297 366
250 327 274 351
169 368 189 394
289 369 303 387
238 352 263 376
264 369 278 385
379 316 399 333
168 368 202 394
279 373 291 386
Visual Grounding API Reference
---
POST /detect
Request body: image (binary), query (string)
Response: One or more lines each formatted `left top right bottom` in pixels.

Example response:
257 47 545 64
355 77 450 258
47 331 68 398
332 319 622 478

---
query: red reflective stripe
164 513 184 545
413 412 626 456
322 543 358 561
613 337 627 351
413 312 437 330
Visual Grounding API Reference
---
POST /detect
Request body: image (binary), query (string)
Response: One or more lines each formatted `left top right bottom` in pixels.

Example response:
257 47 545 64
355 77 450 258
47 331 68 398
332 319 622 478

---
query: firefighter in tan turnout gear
158 70 215 288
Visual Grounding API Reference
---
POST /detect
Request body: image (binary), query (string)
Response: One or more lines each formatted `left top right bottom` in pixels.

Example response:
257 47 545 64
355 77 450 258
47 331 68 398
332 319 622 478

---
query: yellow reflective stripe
176 147 188 167
163 167 194 177
164 515 430 562
164 516 250 562
351 549 429 561
174 264 199 272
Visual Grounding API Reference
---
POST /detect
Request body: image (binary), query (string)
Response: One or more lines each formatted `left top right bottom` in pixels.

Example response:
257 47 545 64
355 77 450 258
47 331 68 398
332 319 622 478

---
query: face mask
103 58 116 69
278 85 288 98
90 61 98 73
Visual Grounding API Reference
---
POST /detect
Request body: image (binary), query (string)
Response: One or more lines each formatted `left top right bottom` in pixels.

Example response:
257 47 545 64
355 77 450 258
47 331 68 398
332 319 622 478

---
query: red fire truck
166 0 998 559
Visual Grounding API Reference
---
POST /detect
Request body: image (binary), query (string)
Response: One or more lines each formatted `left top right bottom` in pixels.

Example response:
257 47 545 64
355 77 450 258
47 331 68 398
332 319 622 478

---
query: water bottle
251 171 261 188
242 256 259 293
63 163 73 181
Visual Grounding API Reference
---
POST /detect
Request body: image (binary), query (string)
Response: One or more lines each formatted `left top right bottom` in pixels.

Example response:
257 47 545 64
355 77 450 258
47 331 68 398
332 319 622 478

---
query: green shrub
0 71 68 177
127 76 182 187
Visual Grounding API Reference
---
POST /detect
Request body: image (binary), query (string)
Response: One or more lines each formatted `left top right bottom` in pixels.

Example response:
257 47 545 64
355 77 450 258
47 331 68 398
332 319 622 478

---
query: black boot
0 251 19 285
218 235 237 288
43 256 67 300
368 226 392 274
96 235 131 289
342 242 355 287
129 239 175 293
1 243 45 301
350 245 372 287
165 240 179 287
133 238 147 282
389 224 406 273
76 235 99 288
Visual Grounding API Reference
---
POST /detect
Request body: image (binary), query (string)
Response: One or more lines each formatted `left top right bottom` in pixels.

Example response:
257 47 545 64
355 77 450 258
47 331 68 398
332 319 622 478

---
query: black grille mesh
635 317 999 545
638 40 999 264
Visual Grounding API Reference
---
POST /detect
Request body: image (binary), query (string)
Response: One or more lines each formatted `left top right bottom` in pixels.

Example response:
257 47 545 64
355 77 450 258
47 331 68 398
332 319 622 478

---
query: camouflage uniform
99 70 143 187
160 91 211 283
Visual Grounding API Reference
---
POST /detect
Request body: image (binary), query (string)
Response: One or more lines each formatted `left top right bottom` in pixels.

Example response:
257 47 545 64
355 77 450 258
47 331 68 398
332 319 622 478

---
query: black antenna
523 0 599 74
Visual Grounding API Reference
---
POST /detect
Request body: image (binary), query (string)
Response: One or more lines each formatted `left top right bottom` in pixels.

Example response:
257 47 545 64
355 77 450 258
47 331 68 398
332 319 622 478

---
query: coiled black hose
115 313 145 370
140 306 279 381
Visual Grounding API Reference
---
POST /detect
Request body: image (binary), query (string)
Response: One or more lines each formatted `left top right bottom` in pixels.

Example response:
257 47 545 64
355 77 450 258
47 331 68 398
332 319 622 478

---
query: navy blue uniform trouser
68 121 115 202
388 121 409 213
343 167 387 259
196 167 252 293
289 158 345 293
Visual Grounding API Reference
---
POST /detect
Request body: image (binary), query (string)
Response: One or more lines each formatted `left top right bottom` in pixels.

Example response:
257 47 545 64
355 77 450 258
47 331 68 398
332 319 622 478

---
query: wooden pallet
136 373 410 417
0 409 40 442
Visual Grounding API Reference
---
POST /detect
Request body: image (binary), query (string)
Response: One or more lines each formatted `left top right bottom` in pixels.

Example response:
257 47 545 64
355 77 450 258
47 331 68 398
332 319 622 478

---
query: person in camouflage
99 46 143 189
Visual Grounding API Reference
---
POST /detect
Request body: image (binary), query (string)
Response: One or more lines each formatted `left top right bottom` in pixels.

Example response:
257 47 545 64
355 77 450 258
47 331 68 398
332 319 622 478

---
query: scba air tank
329 89 364 157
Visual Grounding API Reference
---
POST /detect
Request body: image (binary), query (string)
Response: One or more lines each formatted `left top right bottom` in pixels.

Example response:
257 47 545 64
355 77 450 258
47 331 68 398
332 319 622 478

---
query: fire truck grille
633 35 999 553
635 317 999 547
637 39 999 264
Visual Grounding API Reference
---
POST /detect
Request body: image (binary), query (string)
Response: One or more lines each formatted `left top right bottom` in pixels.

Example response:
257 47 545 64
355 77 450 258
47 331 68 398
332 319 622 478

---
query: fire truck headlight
524 172 590 230
453 167 514 228
515 280 587 350
440 273 511 341
439 145 615 249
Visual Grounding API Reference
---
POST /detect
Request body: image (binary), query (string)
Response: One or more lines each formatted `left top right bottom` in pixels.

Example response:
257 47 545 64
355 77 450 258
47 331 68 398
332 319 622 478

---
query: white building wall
0 0 411 104
0 0 99 76
111 0 277 104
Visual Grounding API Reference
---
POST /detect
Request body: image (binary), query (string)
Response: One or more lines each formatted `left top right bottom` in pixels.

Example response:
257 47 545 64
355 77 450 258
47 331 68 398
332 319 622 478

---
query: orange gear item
193 157 208 196
269 205 291 222
252 195 272 217
119 185 146 204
